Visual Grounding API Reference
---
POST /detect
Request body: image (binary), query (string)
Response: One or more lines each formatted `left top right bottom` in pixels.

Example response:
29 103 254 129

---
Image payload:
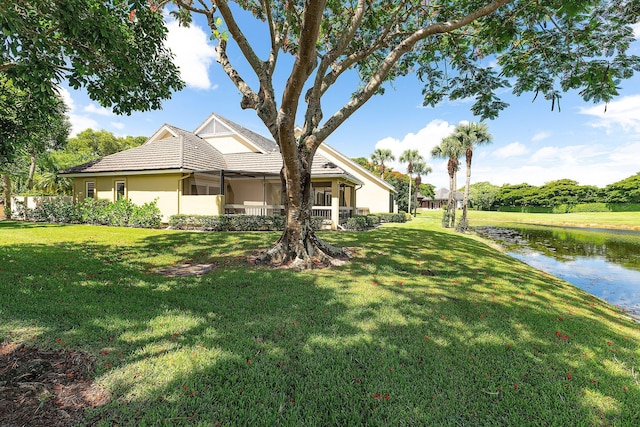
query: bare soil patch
0 342 110 427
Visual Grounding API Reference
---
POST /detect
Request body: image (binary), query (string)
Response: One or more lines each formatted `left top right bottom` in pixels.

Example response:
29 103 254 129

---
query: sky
58 10 640 191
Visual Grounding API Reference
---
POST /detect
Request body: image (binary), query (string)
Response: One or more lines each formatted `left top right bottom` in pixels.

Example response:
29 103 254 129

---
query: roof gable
194 113 278 154
317 143 395 192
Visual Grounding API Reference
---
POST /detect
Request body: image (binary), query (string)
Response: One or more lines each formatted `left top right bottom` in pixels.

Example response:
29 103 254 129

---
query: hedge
169 212 407 232
18 198 162 228
168 214 324 232
497 203 640 214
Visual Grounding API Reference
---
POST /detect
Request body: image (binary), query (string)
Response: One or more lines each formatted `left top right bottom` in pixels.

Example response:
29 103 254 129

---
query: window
86 181 95 199
115 181 126 201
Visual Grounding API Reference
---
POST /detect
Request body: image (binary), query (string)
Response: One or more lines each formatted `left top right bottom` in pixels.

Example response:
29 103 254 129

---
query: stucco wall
316 146 395 213
203 135 255 154
74 174 182 222
180 195 224 216
126 174 181 222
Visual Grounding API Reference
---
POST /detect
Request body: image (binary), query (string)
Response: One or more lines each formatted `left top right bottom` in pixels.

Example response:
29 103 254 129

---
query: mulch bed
0 342 110 427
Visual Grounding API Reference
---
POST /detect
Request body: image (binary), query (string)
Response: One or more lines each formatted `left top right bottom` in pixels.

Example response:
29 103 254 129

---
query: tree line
467 175 640 211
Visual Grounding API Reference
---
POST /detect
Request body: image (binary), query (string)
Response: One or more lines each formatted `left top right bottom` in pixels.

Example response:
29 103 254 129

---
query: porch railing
224 204 284 216
224 204 354 223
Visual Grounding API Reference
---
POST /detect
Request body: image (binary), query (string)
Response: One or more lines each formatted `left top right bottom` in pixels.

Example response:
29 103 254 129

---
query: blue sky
58 12 640 191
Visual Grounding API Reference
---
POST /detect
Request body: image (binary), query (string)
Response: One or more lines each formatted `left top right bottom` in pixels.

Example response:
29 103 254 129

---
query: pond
473 224 640 320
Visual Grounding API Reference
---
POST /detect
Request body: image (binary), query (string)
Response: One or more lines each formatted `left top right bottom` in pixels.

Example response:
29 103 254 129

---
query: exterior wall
202 135 257 154
316 146 396 213
180 195 224 216
74 174 182 223
126 174 182 222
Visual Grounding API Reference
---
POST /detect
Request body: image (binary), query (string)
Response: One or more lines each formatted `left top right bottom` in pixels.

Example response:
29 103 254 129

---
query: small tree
431 136 464 228
454 122 492 231
371 148 395 178
399 149 424 214
411 161 432 216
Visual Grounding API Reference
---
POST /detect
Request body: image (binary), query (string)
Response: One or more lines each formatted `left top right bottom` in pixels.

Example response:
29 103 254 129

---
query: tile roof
61 132 226 174
61 115 359 185
224 152 363 184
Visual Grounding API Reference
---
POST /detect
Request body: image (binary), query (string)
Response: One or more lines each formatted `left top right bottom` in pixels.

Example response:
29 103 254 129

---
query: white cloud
529 144 604 164
531 131 551 142
56 86 75 112
110 122 125 130
493 142 528 158
84 103 114 116
374 119 456 189
165 17 218 90
57 87 99 137
632 22 640 38
67 115 99 137
579 94 640 133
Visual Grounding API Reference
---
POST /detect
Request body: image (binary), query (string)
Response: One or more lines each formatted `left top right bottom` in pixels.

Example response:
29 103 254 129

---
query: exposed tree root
250 232 351 270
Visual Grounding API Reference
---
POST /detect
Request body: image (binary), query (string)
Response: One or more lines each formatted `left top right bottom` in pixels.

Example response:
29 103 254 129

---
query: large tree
1 0 183 114
454 122 492 231
167 0 639 268
1 77 69 217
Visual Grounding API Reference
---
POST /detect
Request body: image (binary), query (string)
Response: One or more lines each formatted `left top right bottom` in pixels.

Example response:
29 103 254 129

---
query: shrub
28 198 79 223
168 214 321 232
23 197 161 228
129 200 162 228
344 215 369 231
375 213 407 223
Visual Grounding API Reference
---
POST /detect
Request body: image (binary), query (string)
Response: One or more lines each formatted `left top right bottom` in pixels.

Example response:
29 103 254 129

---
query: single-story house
61 113 396 229
417 188 463 209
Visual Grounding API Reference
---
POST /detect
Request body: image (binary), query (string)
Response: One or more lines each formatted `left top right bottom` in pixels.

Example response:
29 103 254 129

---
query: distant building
417 188 463 209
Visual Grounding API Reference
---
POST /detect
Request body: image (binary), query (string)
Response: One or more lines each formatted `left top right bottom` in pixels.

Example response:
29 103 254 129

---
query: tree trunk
407 175 412 214
254 149 347 269
2 173 12 219
27 153 37 190
457 150 473 232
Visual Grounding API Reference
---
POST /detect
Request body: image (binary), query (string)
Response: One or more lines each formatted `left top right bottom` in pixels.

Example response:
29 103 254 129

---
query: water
474 225 640 319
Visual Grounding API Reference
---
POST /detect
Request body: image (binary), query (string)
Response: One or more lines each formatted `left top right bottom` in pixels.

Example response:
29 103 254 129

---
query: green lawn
430 209 640 230
1 218 639 425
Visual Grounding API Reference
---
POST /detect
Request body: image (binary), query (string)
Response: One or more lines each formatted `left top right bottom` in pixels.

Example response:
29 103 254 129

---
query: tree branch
214 0 266 78
314 0 514 145
278 0 326 151
303 0 368 139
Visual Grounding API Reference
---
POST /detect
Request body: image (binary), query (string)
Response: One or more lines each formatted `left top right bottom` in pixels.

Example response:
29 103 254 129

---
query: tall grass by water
1 217 639 425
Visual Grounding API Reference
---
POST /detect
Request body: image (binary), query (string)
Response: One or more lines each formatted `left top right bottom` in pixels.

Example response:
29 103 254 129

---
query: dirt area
0 342 110 427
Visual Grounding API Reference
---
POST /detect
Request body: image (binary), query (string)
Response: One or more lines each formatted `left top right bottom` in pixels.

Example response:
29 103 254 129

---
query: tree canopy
166 0 639 267
1 0 184 114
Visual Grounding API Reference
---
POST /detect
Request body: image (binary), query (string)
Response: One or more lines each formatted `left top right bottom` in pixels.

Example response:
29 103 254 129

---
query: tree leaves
1 0 184 115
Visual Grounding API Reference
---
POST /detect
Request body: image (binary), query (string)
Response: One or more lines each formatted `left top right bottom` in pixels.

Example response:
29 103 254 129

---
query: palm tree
431 136 464 228
411 160 432 217
455 122 493 231
399 149 423 214
370 148 395 178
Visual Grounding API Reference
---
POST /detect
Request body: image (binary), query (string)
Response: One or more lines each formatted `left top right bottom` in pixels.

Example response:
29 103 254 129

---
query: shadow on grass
1 222 639 425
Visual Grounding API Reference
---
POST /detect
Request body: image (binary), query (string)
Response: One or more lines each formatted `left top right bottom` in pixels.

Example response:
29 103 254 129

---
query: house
417 188 463 209
61 113 396 229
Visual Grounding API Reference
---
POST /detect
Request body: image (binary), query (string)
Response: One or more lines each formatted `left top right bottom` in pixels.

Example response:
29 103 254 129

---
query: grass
1 218 639 425
439 209 640 231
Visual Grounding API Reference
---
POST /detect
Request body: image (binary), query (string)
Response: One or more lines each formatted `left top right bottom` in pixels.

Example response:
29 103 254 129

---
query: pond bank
473 224 640 322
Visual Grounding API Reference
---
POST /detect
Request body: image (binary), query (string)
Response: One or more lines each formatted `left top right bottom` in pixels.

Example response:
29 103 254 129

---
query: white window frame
85 181 96 199
115 180 126 201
